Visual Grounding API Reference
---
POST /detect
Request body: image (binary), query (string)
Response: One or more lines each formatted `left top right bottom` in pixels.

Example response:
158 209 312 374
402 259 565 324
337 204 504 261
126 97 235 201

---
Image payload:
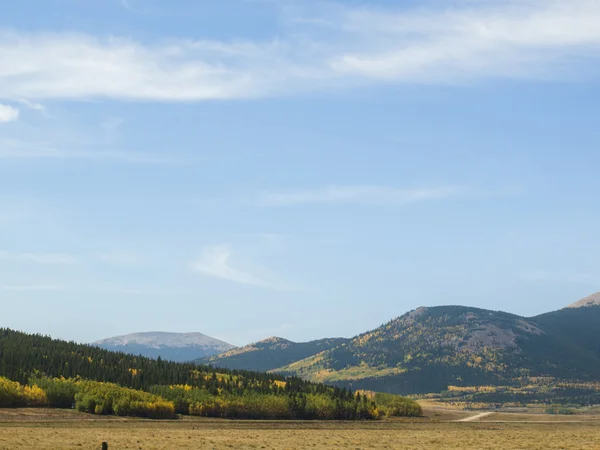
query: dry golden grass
0 409 599 449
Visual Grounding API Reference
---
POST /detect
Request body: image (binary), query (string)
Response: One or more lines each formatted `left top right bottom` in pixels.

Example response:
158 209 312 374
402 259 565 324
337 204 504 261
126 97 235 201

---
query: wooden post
101 442 108 450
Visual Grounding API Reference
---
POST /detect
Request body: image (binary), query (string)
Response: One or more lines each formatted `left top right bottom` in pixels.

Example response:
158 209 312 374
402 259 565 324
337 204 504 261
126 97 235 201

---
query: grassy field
1 408 599 449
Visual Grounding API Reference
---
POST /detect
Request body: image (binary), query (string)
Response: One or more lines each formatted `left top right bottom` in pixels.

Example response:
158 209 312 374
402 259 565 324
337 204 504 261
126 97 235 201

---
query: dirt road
456 412 495 422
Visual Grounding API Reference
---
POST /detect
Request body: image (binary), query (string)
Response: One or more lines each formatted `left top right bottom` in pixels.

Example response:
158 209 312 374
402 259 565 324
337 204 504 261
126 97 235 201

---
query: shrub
23 385 48 407
0 377 47 407
74 381 176 419
544 405 576 415
29 377 77 408
373 392 423 417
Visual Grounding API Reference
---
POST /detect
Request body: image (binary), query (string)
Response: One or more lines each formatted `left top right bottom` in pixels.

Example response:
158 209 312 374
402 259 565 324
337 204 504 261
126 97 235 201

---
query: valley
1 294 599 448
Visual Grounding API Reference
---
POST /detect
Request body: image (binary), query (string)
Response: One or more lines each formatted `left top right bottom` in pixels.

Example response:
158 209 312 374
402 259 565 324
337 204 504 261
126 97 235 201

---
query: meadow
1 408 599 450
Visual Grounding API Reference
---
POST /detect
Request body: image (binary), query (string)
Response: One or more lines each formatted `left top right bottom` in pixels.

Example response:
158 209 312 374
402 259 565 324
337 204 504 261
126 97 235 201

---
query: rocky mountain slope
567 292 600 308
94 332 235 362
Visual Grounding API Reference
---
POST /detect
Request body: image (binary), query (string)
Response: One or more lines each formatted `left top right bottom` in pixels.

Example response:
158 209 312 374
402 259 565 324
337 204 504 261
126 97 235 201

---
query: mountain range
93 332 235 362
197 293 600 401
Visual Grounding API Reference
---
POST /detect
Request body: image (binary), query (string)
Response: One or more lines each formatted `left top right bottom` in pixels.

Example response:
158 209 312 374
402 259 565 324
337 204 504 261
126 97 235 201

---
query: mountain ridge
197 295 600 401
197 336 349 372
94 331 235 362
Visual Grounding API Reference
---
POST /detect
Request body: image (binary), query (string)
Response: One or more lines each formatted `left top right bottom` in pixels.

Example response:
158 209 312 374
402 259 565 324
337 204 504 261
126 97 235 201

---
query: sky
1 0 600 346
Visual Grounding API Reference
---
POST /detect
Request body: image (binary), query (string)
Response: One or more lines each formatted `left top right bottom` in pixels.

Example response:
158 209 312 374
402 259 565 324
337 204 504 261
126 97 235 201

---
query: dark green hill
532 305 600 359
196 337 348 372
0 327 279 390
277 306 576 391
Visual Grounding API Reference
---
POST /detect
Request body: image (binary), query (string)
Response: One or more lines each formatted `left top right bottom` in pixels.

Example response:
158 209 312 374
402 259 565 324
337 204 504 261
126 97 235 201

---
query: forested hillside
275 305 600 402
196 302 600 404
197 337 348 372
532 306 600 360
0 328 422 419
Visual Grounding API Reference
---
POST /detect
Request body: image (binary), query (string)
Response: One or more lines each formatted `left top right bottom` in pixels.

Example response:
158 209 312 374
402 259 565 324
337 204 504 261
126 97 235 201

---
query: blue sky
1 0 600 345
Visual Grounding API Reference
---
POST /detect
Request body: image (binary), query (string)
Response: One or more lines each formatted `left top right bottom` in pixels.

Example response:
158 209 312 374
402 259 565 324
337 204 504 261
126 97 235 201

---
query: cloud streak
0 1 600 102
17 99 45 112
0 284 66 292
257 185 466 206
326 0 600 82
0 250 78 265
0 283 186 295
191 244 283 289
0 139 176 164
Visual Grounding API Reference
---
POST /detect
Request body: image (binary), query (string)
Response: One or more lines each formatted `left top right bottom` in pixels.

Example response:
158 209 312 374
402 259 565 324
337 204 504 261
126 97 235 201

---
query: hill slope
278 306 565 392
197 337 348 371
93 331 235 362
262 303 600 400
532 304 600 360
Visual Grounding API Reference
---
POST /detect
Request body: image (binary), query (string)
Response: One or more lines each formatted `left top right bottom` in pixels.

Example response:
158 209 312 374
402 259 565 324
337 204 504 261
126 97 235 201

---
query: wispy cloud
0 284 67 292
121 0 144 14
0 196 51 225
0 138 176 164
0 283 186 295
17 99 46 113
257 185 466 206
1 250 144 267
325 0 600 82
191 244 284 289
100 117 125 143
0 250 78 264
1 1 600 101
93 287 187 296
0 104 19 122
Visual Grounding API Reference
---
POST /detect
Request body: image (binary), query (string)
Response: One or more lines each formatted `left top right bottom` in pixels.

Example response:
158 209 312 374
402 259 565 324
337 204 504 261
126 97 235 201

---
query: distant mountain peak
94 331 233 349
93 331 235 362
567 292 600 308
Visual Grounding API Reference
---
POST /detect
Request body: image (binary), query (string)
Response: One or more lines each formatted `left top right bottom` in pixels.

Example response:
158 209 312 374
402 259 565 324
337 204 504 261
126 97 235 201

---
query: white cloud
1 1 600 102
191 244 283 289
258 185 466 206
0 32 293 101
0 250 78 264
0 104 19 122
327 0 600 81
